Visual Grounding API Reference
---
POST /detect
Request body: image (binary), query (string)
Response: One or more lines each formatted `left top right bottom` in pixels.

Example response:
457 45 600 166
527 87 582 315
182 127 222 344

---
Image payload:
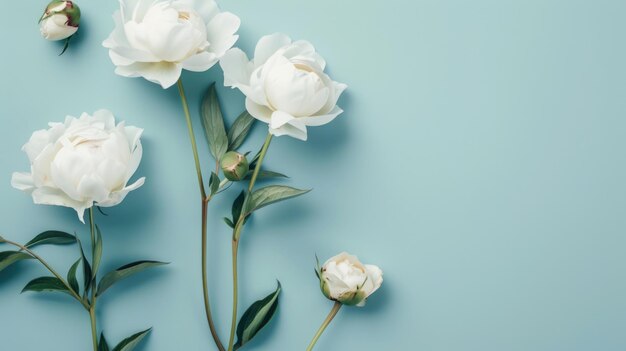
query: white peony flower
318 252 383 307
220 33 347 141
39 1 80 41
102 0 240 89
11 110 145 223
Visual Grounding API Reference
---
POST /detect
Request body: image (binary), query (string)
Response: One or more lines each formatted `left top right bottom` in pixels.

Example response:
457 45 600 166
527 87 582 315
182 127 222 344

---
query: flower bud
220 151 249 181
39 0 81 41
318 252 383 307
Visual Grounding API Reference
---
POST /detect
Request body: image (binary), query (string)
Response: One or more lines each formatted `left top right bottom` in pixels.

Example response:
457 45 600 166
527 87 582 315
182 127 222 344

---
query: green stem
88 208 98 351
306 302 342 351
177 78 207 199
177 78 225 351
227 133 273 351
89 306 98 351
248 133 273 192
202 198 225 351
1 238 89 309
227 239 239 351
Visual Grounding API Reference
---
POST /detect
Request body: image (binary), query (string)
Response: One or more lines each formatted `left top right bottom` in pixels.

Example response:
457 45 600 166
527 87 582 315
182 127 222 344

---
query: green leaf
223 217 235 228
246 170 288 180
77 236 92 295
231 191 246 222
234 281 282 349
92 226 103 278
247 186 311 214
228 111 256 150
97 261 168 296
25 231 76 248
112 328 152 351
67 259 81 294
99 333 110 351
0 251 33 272
209 172 220 196
201 83 228 161
22 276 71 295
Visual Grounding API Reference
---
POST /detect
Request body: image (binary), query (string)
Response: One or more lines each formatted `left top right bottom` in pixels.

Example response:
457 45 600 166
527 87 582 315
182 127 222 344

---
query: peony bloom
102 0 240 89
39 0 80 41
220 33 347 141
317 252 383 306
11 110 145 223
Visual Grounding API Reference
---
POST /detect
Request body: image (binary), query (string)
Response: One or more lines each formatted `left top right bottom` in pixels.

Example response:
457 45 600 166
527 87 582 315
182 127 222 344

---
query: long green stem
177 78 225 351
88 208 98 351
227 239 239 351
227 133 274 351
306 302 342 351
89 306 98 351
1 237 88 309
177 79 207 199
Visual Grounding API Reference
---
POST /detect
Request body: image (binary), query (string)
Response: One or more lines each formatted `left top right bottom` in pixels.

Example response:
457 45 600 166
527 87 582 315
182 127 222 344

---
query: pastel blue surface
1 0 625 350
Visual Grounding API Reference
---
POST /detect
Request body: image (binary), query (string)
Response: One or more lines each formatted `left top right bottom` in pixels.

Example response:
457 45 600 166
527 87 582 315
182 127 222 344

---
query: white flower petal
253 33 291 67
31 186 91 223
245 99 272 124
181 51 218 72
11 172 34 191
206 12 240 58
299 106 344 127
98 177 145 207
115 61 182 89
269 122 308 141
220 48 253 87
269 110 295 129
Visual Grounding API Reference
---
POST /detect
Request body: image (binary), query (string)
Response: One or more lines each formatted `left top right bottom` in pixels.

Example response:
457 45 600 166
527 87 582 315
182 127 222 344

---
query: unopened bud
40 1 81 41
220 151 249 181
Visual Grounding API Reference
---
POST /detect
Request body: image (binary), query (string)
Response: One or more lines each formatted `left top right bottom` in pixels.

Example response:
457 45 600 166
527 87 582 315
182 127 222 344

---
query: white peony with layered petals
103 0 240 89
220 33 347 141
11 110 145 223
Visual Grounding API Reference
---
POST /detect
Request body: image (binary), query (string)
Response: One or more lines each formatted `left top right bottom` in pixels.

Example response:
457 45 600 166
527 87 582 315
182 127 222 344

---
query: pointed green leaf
25 231 76 248
99 333 110 351
92 226 103 278
234 282 282 349
228 111 256 150
223 217 235 228
77 236 92 295
112 328 152 351
0 251 33 272
97 261 168 296
231 191 246 222
67 259 81 294
246 170 288 180
248 186 311 214
209 172 220 196
22 276 71 296
201 83 228 161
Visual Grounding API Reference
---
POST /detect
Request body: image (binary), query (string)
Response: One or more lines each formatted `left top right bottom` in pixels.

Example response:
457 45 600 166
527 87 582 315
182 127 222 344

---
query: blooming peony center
50 130 130 202
125 4 208 63
264 57 330 117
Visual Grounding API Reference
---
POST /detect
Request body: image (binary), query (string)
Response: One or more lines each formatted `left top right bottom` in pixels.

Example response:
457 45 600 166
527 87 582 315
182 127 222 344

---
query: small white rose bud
39 0 80 41
318 252 383 307
220 151 249 181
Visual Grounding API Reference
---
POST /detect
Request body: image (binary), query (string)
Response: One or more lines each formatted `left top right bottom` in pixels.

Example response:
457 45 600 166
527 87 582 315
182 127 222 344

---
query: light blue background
1 0 625 350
